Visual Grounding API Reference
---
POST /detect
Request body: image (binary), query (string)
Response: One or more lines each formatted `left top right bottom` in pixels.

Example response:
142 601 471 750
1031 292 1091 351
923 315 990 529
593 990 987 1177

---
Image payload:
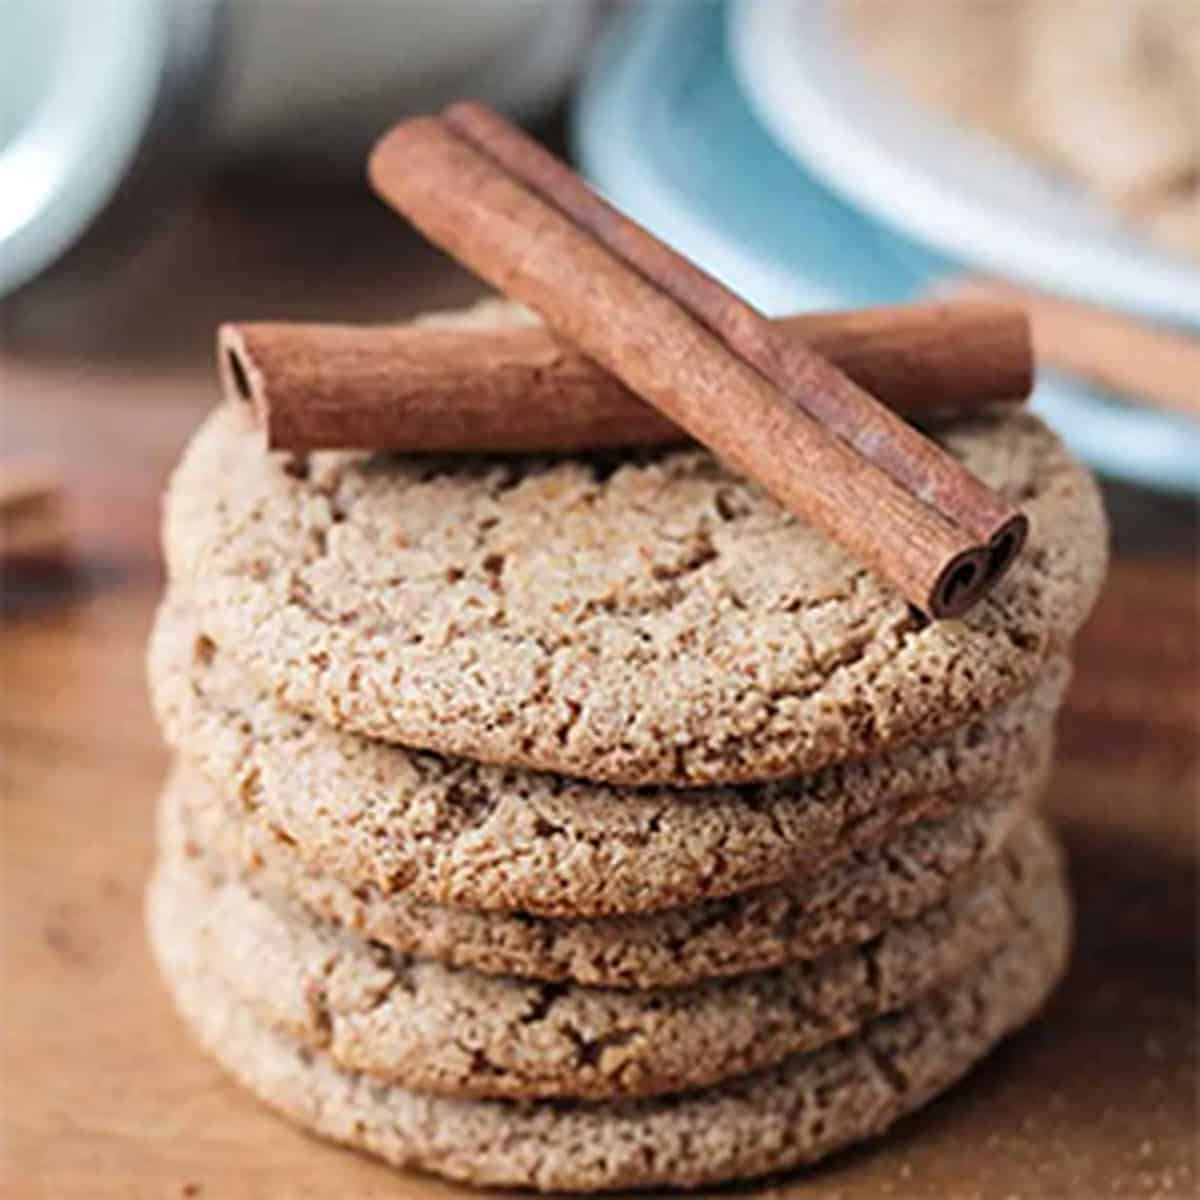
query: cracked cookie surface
162 305 1105 786
164 761 1033 988
150 600 1064 916
152 807 1063 1101
148 855 1069 1191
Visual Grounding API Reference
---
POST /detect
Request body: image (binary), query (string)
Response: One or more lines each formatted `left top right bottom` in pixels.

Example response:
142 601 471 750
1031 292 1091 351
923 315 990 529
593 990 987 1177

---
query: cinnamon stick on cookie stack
147 106 1108 1192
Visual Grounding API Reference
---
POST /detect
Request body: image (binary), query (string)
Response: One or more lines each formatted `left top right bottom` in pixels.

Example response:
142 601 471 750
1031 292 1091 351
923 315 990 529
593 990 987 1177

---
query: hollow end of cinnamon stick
929 545 992 619
217 325 269 430
982 512 1030 592
226 348 253 402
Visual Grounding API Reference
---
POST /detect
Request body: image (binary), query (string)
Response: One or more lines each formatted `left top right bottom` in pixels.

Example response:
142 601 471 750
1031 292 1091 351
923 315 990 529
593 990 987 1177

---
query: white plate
730 0 1200 328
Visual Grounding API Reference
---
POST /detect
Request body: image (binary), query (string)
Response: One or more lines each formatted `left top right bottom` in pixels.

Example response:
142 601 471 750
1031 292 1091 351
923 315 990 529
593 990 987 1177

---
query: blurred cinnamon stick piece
0 461 68 565
220 301 1032 453
954 278 1200 421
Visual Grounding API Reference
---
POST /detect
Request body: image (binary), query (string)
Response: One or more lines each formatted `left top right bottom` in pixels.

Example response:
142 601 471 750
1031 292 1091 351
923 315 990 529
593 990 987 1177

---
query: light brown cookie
149 599 1065 916
148 865 1070 1191
151 812 1063 1101
164 761 1032 988
162 340 1105 786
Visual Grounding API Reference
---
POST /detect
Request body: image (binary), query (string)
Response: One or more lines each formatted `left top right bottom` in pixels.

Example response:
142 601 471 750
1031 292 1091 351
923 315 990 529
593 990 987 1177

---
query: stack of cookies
147 304 1107 1192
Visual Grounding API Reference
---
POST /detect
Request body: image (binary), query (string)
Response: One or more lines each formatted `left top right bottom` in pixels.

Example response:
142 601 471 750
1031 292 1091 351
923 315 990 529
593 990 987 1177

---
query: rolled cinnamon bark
443 101 1027 593
220 302 1031 454
368 115 991 618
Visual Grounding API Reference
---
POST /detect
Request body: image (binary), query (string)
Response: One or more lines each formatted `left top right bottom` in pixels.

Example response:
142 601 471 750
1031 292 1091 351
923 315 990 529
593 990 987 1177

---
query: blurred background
2 0 1198 547
3 3 1196 1192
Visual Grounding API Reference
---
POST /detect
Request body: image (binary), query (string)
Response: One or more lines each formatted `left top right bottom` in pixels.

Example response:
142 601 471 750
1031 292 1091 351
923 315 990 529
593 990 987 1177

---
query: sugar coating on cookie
162 762 1034 988
148 861 1071 1191
149 598 1067 916
152 810 1064 1101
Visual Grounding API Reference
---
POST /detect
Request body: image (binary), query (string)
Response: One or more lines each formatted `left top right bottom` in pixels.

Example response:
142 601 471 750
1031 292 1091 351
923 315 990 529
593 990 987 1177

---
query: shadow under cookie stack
147 109 1108 1192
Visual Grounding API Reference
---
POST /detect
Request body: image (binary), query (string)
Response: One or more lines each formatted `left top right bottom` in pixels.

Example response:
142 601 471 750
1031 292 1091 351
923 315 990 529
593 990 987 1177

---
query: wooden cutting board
3 185 1195 1197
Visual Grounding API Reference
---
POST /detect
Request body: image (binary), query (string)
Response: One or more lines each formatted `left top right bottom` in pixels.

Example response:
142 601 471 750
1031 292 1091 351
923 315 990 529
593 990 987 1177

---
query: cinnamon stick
444 101 1028 589
0 461 68 564
221 302 1032 453
369 115 992 617
954 277 1200 421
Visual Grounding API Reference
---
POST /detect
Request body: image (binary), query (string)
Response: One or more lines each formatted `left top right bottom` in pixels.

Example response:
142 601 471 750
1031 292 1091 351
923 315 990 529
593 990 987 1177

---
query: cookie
162 333 1105 786
149 598 1065 916
164 761 1032 988
148 869 1070 1190
151 810 1062 1101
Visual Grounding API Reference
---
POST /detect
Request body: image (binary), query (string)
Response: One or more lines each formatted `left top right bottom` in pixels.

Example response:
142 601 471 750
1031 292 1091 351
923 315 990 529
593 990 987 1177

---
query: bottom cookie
148 868 1070 1192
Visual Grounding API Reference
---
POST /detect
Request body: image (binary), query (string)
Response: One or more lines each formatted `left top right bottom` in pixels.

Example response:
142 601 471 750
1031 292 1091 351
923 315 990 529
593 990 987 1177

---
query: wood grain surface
3 175 1196 1199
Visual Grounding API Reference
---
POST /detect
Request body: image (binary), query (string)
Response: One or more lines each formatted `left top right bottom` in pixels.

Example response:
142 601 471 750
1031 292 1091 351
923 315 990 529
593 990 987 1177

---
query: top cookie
164 313 1106 785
